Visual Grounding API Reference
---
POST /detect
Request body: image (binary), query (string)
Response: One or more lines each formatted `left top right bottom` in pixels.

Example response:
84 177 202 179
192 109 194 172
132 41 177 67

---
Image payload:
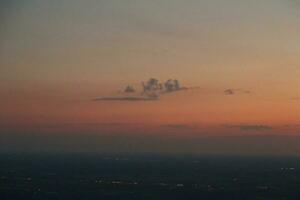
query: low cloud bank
223 124 272 131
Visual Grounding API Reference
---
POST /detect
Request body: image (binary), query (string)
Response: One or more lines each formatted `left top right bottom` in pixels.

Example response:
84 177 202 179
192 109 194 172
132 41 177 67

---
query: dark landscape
1 154 300 200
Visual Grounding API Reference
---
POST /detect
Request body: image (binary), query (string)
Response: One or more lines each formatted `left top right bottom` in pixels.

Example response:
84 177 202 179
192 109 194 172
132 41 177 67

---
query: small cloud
223 124 272 131
224 89 251 95
224 89 235 95
124 85 135 93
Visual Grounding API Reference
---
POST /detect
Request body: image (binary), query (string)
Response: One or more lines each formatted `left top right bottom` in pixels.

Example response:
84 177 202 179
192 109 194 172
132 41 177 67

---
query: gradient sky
1 0 300 155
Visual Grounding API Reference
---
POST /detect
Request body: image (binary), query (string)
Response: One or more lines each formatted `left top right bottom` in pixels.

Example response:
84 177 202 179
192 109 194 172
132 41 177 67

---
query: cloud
223 124 272 131
124 85 135 93
138 78 200 96
224 89 250 95
224 89 234 95
94 78 200 102
94 79 252 101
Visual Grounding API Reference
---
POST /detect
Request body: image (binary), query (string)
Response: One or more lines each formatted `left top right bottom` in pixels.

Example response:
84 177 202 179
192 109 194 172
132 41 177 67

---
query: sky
0 0 300 155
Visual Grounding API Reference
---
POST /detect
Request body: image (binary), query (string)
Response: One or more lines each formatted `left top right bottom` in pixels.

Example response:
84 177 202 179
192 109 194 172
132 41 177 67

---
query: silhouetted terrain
1 153 300 199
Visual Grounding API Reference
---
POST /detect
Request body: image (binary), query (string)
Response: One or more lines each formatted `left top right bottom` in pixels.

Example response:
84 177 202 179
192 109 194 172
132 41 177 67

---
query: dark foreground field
1 153 300 200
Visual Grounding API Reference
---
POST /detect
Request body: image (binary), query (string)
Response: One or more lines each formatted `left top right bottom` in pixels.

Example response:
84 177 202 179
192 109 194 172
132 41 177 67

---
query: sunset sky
1 0 300 155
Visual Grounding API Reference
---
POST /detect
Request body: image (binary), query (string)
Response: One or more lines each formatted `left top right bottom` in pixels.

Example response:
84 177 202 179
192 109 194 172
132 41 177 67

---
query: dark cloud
164 79 180 92
124 85 135 93
224 89 250 95
142 78 162 94
223 124 272 131
141 78 200 95
224 89 234 95
95 78 200 102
